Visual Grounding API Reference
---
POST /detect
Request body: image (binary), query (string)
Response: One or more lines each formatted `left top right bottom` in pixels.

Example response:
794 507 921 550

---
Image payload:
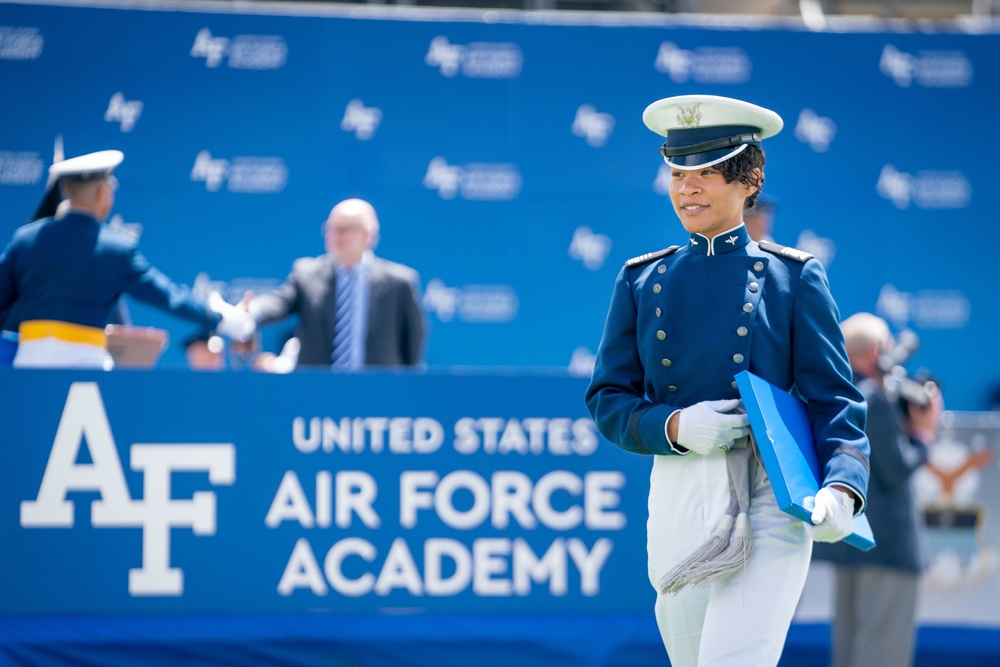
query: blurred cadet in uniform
0 145 129 364
743 193 775 242
813 312 942 667
586 95 869 667
249 198 424 371
0 149 254 369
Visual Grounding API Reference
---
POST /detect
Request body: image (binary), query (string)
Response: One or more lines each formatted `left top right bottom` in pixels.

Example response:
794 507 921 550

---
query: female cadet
585 95 870 667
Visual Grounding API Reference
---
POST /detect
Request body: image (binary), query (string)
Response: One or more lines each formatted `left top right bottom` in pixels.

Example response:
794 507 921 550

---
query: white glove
675 398 751 455
270 337 300 374
208 291 256 343
805 486 855 543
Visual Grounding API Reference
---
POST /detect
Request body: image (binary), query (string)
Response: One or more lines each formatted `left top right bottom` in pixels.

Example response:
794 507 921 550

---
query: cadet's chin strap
656 434 758 595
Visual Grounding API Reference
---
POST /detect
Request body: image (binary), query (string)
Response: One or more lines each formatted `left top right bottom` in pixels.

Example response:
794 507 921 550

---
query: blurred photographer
813 312 943 667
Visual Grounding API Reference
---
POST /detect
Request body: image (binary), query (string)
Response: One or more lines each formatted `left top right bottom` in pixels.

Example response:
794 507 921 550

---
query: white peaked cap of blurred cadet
49 150 124 182
643 95 783 170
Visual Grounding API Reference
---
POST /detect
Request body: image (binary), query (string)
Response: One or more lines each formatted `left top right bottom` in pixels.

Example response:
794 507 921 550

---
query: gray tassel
657 501 738 594
682 511 753 588
657 440 758 595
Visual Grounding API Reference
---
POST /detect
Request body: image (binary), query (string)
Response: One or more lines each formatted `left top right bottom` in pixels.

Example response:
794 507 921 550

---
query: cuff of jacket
631 404 685 456
822 451 870 516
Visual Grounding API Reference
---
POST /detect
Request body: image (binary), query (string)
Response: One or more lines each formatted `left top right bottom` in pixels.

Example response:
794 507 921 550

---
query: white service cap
49 150 124 181
643 95 782 170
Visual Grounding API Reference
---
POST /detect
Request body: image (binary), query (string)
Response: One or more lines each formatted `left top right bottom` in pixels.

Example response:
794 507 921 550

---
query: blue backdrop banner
1 367 652 614
1 1 997 409
3 368 1000 666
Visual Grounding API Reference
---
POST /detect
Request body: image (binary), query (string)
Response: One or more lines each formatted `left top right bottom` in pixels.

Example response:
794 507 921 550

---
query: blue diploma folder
735 370 876 551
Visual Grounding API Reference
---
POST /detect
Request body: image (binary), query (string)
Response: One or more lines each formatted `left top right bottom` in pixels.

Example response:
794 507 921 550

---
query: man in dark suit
813 312 942 667
250 198 424 370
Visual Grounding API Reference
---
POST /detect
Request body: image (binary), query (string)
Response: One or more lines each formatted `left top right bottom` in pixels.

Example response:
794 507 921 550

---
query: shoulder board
625 245 680 268
758 240 813 263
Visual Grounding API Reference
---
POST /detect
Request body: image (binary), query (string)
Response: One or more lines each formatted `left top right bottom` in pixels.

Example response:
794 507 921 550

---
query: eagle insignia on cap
675 104 702 128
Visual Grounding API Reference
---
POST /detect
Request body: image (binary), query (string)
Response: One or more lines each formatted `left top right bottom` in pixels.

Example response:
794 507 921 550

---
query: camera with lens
877 329 941 412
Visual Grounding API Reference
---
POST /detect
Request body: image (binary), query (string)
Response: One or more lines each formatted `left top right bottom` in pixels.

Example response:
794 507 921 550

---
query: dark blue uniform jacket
586 225 870 508
0 211 218 331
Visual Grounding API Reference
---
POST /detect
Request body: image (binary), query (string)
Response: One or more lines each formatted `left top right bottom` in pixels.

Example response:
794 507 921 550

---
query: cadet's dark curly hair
716 145 766 210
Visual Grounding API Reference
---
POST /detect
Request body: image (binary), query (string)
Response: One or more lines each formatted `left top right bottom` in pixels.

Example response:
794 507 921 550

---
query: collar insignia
725 235 738 245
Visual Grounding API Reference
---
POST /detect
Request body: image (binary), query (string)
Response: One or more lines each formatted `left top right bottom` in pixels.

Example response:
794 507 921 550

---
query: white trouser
647 450 812 667
13 337 113 370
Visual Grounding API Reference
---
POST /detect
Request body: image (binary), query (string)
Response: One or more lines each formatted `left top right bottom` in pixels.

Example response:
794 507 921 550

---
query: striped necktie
331 271 357 370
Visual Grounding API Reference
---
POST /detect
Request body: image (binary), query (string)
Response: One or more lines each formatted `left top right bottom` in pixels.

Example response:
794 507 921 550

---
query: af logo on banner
20 382 235 596
104 92 144 132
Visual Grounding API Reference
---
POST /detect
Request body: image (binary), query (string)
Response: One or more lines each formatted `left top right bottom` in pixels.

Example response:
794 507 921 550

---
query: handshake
207 291 257 343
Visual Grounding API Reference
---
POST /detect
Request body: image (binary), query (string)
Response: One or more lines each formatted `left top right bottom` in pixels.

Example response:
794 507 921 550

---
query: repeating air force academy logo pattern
190 28 287 70
105 92 143 132
423 157 522 201
0 151 44 185
568 226 612 271
191 151 230 191
880 44 973 88
0 26 44 60
422 279 519 323
20 383 235 596
654 41 751 84
425 36 523 78
190 28 230 67
794 109 836 152
341 99 383 141
2 15 985 411
877 284 970 330
877 164 971 210
191 151 288 193
571 105 615 147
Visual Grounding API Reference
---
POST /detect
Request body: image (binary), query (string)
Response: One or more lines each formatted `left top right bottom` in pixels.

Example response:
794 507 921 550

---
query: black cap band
659 132 761 158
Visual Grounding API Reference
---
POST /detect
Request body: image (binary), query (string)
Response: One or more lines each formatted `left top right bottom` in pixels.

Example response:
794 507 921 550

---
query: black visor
659 124 761 169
